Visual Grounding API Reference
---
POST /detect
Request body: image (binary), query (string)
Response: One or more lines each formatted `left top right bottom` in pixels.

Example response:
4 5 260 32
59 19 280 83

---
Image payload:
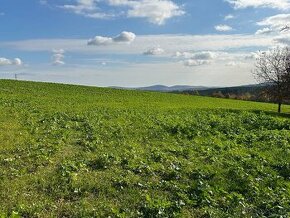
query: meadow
0 80 289 217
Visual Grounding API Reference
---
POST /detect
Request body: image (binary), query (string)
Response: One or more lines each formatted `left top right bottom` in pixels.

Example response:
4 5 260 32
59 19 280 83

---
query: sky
0 0 290 87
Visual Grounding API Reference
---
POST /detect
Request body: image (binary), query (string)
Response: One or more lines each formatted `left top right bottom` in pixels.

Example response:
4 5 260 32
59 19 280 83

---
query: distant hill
110 85 213 92
188 84 264 96
175 83 290 104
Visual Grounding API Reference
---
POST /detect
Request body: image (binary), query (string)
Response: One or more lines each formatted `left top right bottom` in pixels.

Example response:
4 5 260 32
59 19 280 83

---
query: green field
0 80 289 217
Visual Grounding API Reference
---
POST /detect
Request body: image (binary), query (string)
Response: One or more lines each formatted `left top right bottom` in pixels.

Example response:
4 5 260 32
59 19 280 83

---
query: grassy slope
1 80 290 113
0 80 289 217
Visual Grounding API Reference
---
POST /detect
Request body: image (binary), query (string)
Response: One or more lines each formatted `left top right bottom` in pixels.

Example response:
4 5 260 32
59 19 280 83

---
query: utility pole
14 73 18 80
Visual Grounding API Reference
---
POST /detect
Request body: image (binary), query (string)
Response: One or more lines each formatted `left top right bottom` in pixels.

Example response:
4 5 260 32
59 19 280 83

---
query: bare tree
254 47 290 113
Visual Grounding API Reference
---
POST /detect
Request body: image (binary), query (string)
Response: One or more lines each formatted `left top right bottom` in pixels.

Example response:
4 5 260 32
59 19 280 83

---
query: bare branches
253 46 290 113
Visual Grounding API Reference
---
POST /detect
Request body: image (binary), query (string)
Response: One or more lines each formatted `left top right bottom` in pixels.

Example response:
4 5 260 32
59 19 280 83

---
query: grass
0 79 289 217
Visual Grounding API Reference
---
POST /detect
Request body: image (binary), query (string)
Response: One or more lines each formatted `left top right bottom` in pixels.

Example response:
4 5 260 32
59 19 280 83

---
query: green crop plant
0 80 289 217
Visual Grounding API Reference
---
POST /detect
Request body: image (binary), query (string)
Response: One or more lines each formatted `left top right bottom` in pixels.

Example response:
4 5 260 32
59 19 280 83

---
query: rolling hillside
0 80 289 217
110 85 211 92
178 84 263 96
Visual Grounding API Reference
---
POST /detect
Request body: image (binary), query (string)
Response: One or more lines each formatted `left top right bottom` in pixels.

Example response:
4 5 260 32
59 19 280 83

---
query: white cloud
108 0 184 25
13 58 22 66
61 0 97 14
176 51 218 60
143 47 165 55
257 14 290 31
88 31 136 45
59 0 184 25
113 31 136 42
244 52 259 60
191 51 217 60
60 0 115 19
255 27 274 35
224 14 235 20
0 57 22 66
0 58 12 66
175 51 193 59
215 25 233 32
255 14 290 38
184 59 211 67
179 51 218 67
274 33 290 45
226 0 290 10
87 36 113 45
174 50 260 68
52 49 65 65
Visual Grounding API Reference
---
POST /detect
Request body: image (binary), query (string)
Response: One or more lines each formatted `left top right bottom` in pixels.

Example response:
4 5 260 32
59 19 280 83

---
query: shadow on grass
200 108 290 119
251 110 290 119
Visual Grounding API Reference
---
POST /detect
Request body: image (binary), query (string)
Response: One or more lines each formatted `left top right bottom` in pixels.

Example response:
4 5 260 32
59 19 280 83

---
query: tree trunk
278 103 282 113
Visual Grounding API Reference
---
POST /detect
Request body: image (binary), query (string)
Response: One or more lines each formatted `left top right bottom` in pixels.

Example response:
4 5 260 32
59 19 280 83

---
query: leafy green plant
0 80 289 217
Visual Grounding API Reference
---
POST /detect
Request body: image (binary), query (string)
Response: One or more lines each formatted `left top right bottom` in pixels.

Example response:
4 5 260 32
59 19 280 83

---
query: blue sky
0 0 290 87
